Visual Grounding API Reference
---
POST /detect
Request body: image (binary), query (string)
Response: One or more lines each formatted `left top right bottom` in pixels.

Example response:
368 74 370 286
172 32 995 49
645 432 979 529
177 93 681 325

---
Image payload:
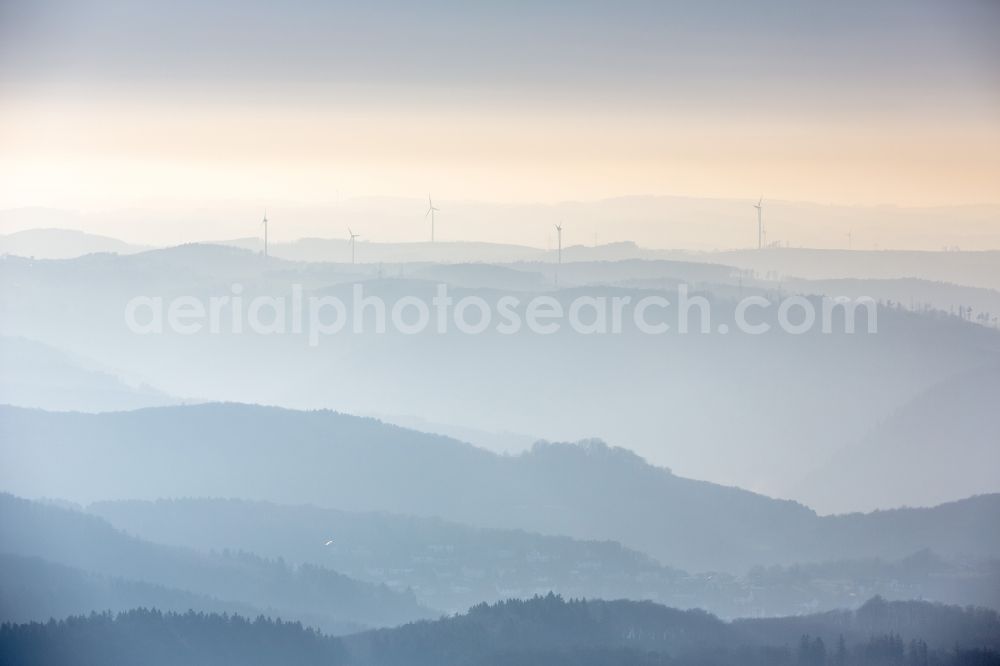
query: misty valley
2 1 1000 664
2 237 999 665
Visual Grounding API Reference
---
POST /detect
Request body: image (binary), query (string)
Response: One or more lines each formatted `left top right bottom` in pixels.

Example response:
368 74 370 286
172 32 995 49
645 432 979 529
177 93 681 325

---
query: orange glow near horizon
2 88 998 215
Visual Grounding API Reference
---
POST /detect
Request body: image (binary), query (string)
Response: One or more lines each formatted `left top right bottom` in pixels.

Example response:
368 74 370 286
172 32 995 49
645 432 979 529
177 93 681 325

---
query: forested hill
0 494 433 633
0 610 345 666
0 552 260 625
6 244 1000 512
2 403 998 573
3 596 998 666
88 497 1000 616
344 595 1000 665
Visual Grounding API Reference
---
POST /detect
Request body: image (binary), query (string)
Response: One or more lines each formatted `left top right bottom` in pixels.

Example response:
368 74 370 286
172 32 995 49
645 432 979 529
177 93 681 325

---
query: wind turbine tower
262 210 269 258
754 197 763 250
554 222 563 287
348 227 360 264
426 195 440 242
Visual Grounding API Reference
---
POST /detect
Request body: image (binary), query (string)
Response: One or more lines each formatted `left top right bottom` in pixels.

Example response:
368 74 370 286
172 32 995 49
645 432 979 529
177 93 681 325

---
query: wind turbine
426 195 440 242
348 227 360 265
554 222 563 287
753 196 763 250
262 209 269 258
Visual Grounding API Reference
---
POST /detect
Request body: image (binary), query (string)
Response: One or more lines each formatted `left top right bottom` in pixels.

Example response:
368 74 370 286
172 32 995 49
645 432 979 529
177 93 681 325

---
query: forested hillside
4 596 998 666
2 404 997 573
0 494 432 633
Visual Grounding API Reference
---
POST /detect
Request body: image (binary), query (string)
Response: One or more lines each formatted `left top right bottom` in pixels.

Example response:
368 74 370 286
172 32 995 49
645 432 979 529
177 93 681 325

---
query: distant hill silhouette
2 404 998 574
0 552 261 624
5 243 1000 508
88 497 689 615
0 494 433 633
0 336 174 412
801 366 1000 511
781 277 1000 328
89 498 1000 617
707 247 1000 292
0 228 149 259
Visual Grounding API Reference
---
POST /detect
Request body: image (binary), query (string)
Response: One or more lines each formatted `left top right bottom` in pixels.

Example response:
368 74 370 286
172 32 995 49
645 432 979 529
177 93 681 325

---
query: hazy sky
1 1 998 229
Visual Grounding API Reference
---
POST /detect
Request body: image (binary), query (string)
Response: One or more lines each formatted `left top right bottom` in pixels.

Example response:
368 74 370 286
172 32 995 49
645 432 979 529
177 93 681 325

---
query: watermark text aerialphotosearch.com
125 283 878 346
